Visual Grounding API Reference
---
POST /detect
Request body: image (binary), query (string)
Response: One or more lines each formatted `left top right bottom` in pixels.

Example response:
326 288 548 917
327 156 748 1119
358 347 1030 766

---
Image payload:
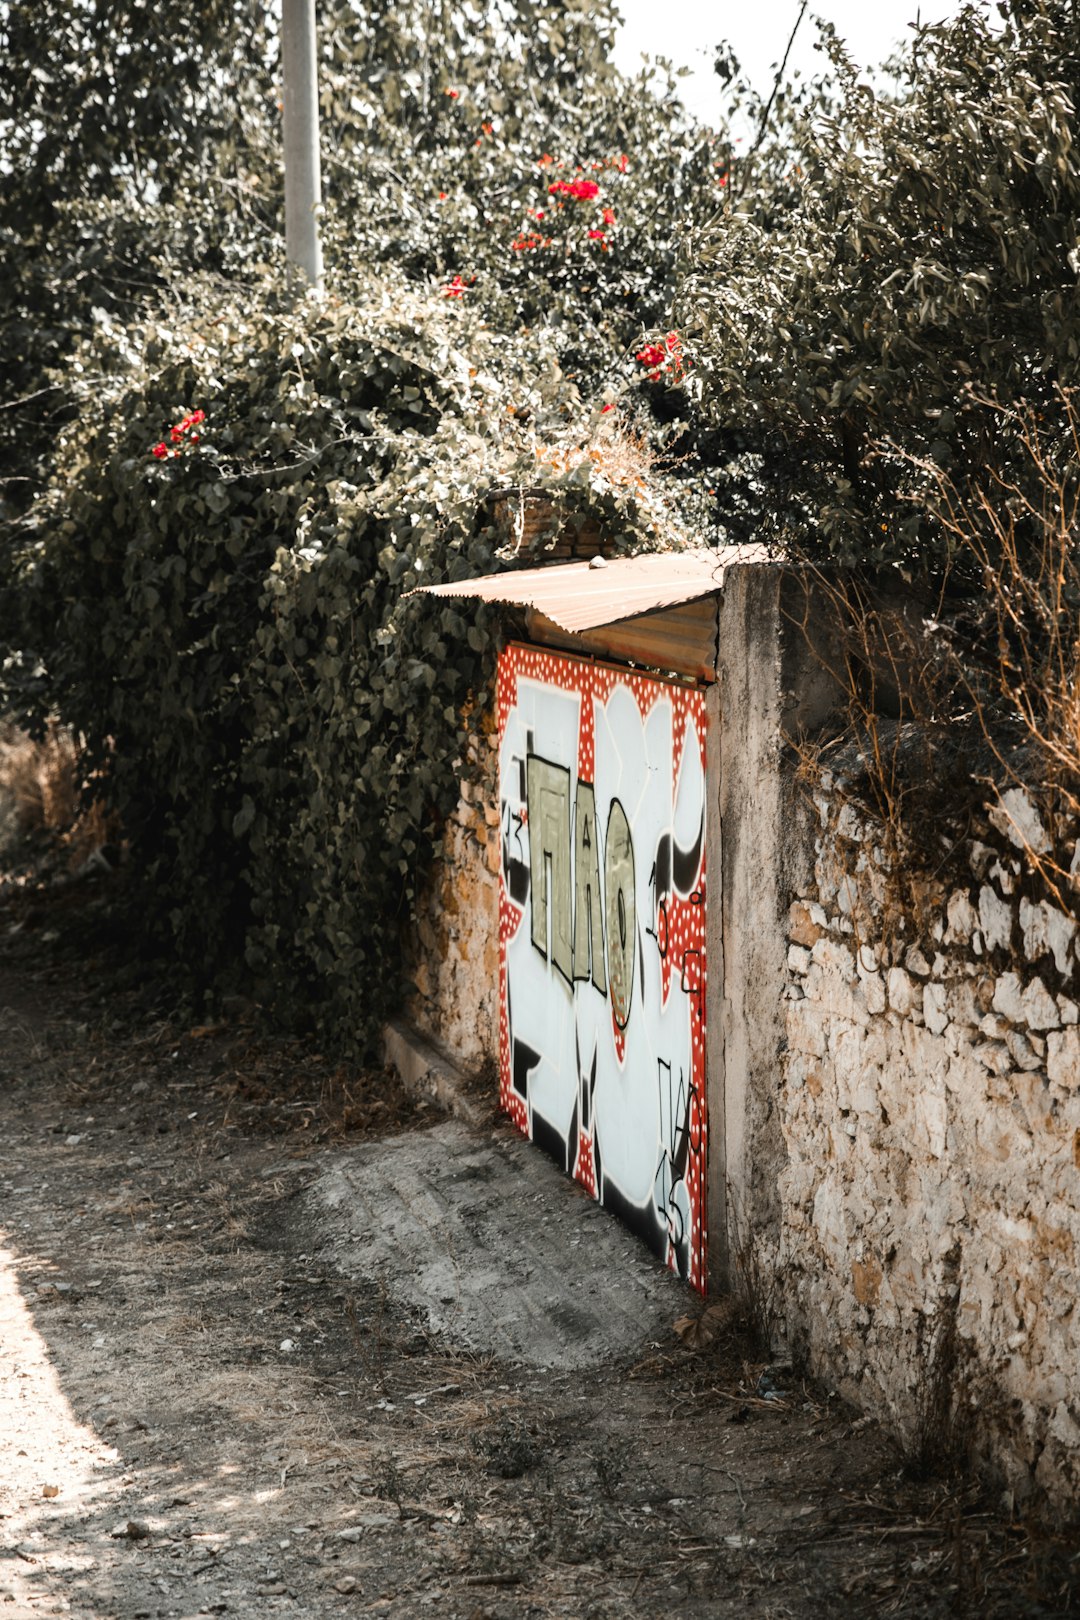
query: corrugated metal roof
412 544 774 634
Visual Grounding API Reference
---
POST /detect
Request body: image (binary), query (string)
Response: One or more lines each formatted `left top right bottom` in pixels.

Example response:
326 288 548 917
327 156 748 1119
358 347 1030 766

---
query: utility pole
282 0 323 290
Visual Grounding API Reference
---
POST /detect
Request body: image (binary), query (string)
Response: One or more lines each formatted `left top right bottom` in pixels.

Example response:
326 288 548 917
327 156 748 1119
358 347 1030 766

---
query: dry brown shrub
0 719 78 834
0 719 120 868
792 392 1080 925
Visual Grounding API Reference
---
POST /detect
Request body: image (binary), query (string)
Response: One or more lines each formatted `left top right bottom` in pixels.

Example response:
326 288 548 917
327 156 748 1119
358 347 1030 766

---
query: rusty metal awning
412 544 773 635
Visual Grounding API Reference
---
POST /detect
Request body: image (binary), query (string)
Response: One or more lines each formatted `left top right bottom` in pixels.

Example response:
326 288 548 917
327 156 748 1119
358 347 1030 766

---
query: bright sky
612 0 969 127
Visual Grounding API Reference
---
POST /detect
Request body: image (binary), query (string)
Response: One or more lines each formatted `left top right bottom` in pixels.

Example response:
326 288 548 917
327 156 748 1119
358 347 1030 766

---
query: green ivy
3 1 734 1051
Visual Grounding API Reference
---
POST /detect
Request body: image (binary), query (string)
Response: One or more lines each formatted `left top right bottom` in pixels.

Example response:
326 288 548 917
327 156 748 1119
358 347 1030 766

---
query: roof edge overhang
410 544 775 635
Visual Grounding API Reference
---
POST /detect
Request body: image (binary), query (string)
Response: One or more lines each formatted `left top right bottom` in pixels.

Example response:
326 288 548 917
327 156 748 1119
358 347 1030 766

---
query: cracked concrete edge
383 1018 493 1129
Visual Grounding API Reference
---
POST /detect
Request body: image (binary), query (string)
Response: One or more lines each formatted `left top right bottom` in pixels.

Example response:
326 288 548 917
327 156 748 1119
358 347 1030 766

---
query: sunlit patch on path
0 1242 120 1610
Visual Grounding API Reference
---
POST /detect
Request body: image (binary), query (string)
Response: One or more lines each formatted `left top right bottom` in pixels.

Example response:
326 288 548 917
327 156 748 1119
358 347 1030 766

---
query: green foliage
1 0 732 1050
678 0 1080 565
19 280 496 1035
7 0 729 1047
0 1 280 505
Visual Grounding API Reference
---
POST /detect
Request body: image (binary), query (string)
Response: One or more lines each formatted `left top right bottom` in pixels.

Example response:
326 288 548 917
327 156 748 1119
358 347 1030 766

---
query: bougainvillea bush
5 0 733 1046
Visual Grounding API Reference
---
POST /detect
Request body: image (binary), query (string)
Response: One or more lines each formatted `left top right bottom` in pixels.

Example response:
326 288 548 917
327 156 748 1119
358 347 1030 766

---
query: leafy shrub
4 0 730 1049
678 0 1080 566
18 249 710 1045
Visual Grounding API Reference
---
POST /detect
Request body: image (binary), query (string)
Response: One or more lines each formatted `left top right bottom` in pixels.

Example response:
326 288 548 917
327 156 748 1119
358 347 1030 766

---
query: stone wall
404 711 500 1075
780 774 1080 1504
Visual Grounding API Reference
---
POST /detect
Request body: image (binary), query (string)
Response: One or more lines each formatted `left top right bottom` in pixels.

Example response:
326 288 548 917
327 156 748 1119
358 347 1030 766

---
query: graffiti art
497 643 708 1293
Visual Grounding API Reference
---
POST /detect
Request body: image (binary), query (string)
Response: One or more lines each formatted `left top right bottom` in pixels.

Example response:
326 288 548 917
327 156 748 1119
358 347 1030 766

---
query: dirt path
0 913 1076 1619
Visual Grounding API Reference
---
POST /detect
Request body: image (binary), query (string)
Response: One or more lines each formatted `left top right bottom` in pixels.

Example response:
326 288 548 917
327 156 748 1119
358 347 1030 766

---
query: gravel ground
0 870 1077 1619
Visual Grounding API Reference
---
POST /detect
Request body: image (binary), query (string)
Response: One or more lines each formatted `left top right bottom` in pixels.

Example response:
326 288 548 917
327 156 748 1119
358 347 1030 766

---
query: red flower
587 228 606 241
602 206 616 226
481 122 493 136
636 332 689 383
444 87 459 98
442 274 468 297
438 191 447 200
537 153 554 167
152 442 168 460
601 403 615 413
548 178 600 201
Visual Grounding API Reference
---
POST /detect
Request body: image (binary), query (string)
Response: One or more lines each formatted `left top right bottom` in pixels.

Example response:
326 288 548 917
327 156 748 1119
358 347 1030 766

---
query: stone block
1021 897 1077 976
979 884 1013 953
789 900 824 947
1022 976 1060 1032
1006 1030 1044 1071
916 1088 947 1159
1046 905 1077 976
946 979 980 1028
1013 1071 1053 1134
1049 1402 1080 1450
979 1012 1011 1039
975 1113 1015 1161
834 801 863 841
973 1040 1013 1077
788 943 812 976
968 840 995 878
987 786 1051 854
887 966 919 1015
787 999 827 1058
990 858 1017 895
992 972 1025 1024
862 970 887 1015
1047 1028 1080 1087
924 981 949 1036
812 935 857 979
945 890 979 943
851 1253 883 1307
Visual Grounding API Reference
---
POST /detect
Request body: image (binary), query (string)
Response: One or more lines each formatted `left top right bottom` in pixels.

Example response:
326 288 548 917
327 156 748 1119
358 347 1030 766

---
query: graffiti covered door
497 643 708 1293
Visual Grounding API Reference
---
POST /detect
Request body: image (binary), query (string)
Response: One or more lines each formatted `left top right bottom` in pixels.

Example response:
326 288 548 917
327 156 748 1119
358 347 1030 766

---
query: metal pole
282 0 323 290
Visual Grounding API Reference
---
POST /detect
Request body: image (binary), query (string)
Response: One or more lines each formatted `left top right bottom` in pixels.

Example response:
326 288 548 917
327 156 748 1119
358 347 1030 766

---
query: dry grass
908 391 1080 901
789 393 1080 937
0 719 78 834
0 718 120 870
532 417 658 494
491 417 693 559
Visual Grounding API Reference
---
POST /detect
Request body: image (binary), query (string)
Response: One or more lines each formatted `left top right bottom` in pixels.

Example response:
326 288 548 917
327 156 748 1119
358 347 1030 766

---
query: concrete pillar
282 0 323 290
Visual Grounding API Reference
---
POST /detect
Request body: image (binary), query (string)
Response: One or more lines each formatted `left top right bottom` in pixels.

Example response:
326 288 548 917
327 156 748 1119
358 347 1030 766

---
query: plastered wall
781 776 1080 1503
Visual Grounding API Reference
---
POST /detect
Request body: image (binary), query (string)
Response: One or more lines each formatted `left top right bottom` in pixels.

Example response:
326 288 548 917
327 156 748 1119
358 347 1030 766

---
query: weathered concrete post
282 0 323 290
